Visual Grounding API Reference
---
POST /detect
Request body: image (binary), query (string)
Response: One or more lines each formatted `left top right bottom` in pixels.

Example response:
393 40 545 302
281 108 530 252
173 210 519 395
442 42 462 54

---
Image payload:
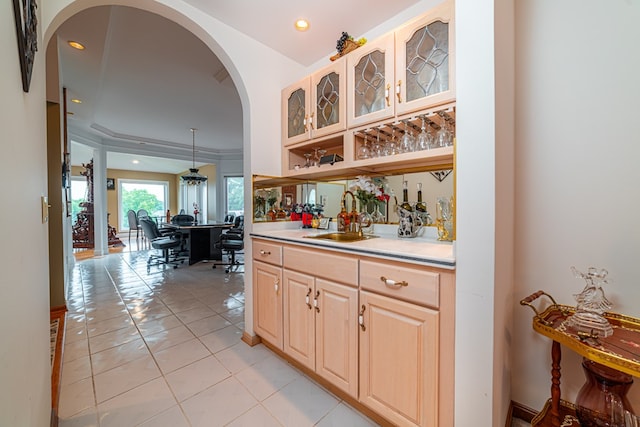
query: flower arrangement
349 175 389 210
266 189 279 209
193 202 200 216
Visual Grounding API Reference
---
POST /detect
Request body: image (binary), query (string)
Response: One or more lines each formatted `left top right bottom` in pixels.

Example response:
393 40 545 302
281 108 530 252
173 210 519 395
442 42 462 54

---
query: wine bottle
415 183 427 213
400 181 413 212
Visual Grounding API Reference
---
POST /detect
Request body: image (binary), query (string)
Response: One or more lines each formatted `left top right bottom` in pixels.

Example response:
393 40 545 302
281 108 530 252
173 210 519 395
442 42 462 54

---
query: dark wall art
13 0 38 92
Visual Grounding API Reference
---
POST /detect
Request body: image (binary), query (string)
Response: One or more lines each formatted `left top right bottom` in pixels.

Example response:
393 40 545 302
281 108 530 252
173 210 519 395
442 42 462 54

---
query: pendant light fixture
181 128 208 186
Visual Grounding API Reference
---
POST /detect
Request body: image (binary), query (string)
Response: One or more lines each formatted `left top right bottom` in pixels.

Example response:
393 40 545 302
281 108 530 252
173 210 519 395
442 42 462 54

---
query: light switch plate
41 196 50 223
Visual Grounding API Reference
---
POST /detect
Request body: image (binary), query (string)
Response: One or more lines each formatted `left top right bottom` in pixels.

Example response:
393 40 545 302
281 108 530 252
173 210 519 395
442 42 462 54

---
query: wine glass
357 133 372 160
316 148 327 167
436 116 450 148
399 120 415 153
416 116 434 150
384 126 399 156
372 128 384 158
303 152 312 168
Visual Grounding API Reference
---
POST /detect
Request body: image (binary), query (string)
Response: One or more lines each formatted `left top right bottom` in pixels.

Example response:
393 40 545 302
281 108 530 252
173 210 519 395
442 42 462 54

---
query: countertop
250 223 456 269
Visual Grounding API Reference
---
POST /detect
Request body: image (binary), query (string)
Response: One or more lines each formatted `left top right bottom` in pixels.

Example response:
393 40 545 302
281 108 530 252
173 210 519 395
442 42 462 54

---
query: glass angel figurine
567 266 613 338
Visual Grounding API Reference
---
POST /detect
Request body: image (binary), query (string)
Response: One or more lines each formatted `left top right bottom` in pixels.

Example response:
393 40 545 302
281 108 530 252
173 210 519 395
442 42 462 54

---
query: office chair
171 214 195 226
212 215 244 273
223 214 235 224
139 218 185 272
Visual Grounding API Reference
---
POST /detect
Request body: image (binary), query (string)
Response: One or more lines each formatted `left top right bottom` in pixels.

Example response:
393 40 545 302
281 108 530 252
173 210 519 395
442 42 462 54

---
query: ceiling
56 1 420 173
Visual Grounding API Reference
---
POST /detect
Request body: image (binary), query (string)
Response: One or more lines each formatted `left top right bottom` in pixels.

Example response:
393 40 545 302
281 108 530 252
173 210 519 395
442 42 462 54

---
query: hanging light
181 128 208 186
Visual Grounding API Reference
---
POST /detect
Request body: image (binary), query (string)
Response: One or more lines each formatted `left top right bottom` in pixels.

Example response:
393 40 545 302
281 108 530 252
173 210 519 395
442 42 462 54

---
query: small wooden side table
521 291 640 427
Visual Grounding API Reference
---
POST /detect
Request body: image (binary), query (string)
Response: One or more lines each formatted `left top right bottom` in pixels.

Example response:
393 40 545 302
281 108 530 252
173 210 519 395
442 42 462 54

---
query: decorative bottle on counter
337 201 350 232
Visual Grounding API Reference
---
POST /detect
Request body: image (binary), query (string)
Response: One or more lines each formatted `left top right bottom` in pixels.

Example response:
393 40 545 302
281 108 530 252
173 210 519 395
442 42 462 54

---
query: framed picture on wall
284 193 293 208
12 0 38 92
106 178 115 190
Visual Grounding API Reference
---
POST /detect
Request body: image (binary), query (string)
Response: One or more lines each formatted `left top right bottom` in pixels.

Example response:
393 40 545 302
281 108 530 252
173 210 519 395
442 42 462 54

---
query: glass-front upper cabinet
395 0 455 116
282 59 347 146
347 33 395 128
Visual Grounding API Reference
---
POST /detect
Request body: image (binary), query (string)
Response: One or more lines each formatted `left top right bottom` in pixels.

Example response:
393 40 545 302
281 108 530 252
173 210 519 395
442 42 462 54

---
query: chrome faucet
341 190 362 236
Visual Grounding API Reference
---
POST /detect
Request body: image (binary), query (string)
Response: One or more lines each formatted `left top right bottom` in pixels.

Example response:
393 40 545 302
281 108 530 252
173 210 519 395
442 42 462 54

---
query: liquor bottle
400 181 413 212
337 201 350 232
415 183 427 214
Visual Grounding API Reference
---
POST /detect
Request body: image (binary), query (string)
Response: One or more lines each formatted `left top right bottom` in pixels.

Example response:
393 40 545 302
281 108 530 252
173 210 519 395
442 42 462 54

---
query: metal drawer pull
359 305 366 331
274 277 279 293
259 250 271 255
306 288 312 310
380 276 408 287
314 290 320 313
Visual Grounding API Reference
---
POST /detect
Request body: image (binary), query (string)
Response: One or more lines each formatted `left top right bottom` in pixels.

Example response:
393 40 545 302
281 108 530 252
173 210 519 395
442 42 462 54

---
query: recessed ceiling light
294 19 310 32
71 98 82 104
132 160 139 164
68 41 85 50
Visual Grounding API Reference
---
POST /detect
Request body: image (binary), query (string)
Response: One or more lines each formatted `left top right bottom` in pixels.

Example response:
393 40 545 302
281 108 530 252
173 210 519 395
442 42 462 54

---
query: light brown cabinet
251 237 455 426
283 269 359 397
346 0 455 128
252 240 284 350
281 59 347 147
359 290 439 427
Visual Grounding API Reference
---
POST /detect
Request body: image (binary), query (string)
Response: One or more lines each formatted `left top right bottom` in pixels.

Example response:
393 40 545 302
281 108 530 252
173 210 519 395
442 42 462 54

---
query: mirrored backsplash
253 169 453 226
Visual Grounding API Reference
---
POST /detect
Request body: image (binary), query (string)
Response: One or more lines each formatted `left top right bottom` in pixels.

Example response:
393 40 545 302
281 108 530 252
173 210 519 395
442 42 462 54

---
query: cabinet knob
309 112 315 130
314 290 320 313
259 250 271 255
396 80 402 103
359 304 366 331
274 277 279 293
380 276 408 287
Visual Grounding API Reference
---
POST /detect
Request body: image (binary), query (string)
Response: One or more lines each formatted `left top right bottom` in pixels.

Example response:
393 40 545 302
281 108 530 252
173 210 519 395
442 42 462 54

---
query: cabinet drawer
252 240 283 266
283 246 358 286
359 259 439 308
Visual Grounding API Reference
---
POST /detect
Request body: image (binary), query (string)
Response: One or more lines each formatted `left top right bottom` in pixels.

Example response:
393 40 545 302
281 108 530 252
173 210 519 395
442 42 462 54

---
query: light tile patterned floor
59 249 378 427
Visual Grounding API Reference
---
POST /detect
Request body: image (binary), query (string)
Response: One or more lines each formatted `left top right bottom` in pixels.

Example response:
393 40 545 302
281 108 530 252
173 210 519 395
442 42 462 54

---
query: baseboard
506 400 538 426
241 331 261 346
50 305 67 427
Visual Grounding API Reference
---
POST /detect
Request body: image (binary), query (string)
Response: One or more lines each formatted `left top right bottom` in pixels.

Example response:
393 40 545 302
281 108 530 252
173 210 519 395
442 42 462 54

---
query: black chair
223 214 235 224
139 218 185 272
127 209 142 241
213 215 244 273
171 214 195 226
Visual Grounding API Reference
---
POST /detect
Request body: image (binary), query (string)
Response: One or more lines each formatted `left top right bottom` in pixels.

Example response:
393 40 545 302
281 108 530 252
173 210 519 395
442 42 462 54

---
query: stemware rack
282 102 456 179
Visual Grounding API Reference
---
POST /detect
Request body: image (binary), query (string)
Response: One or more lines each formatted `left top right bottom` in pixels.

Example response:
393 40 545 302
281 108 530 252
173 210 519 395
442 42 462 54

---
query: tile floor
58 249 378 427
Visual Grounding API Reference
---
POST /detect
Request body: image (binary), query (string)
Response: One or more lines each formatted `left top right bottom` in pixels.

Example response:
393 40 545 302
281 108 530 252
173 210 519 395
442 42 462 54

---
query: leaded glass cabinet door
347 33 395 128
282 78 312 146
310 59 347 139
395 0 455 116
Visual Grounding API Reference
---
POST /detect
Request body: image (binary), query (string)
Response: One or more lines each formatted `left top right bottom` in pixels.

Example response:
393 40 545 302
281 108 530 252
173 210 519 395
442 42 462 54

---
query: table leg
551 340 561 427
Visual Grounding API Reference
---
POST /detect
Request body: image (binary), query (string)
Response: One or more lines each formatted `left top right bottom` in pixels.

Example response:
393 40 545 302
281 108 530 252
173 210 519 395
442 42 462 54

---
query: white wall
513 0 640 411
0 2 52 426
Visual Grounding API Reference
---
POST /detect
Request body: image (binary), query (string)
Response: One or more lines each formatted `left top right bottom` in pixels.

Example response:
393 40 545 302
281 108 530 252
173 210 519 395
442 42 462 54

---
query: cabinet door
359 291 439 427
282 77 312 146
310 59 347 139
315 278 358 398
253 260 283 350
283 269 315 369
347 32 396 128
395 0 455 116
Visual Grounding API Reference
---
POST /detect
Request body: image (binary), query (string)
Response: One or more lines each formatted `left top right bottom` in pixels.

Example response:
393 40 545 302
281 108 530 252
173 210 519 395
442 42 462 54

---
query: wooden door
253 260 283 350
359 290 439 427
283 269 315 369
315 279 358 398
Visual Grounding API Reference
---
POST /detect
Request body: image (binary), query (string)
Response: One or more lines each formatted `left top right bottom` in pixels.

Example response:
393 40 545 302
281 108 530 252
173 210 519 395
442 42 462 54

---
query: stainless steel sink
304 232 378 242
